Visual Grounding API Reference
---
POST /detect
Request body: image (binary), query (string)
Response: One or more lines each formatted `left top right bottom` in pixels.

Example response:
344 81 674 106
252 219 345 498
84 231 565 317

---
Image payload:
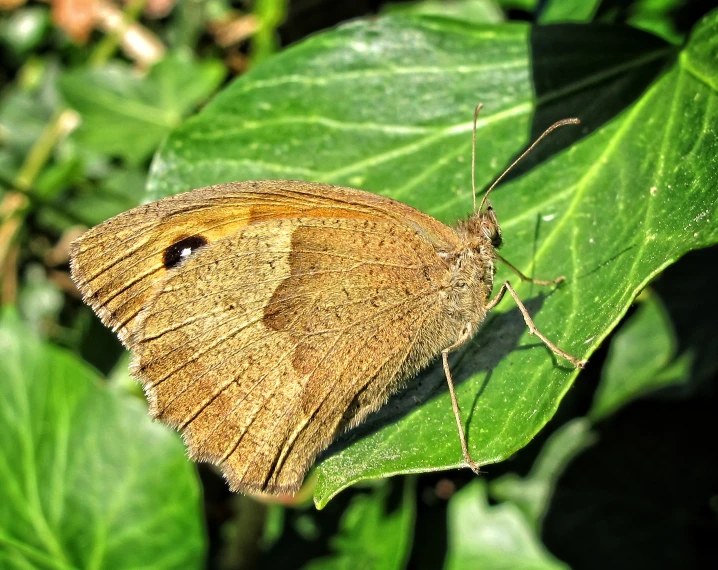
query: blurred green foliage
0 1 716 569
0 312 204 569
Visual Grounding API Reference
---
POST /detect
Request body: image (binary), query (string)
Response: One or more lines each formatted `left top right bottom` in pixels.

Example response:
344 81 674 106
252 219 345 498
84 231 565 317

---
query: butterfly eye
480 208 502 249
488 226 502 249
163 235 208 269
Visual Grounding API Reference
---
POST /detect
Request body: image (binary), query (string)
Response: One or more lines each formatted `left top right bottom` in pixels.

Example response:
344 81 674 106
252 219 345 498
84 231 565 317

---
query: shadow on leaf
321 294 554 461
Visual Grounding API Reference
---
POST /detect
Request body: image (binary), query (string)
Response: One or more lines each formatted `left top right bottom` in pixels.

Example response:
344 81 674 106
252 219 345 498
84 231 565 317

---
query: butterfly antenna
471 103 483 212
477 117 581 214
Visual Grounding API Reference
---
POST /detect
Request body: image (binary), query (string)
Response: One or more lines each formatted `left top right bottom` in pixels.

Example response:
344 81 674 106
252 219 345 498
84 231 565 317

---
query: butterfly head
456 203 502 253
478 201 502 249
468 104 579 252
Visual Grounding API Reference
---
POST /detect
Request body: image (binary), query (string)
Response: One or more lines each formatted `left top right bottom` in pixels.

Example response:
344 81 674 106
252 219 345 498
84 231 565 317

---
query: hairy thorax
440 211 502 334
440 243 495 328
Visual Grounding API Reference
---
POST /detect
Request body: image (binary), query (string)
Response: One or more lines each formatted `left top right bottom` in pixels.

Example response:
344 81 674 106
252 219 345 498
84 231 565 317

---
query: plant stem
0 109 79 305
250 0 289 65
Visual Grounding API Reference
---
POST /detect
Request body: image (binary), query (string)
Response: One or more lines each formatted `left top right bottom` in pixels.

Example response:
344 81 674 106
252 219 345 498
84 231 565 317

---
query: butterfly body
70 180 502 493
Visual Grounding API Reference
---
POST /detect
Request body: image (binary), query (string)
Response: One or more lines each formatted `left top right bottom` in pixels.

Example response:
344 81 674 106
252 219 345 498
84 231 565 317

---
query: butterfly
70 105 585 494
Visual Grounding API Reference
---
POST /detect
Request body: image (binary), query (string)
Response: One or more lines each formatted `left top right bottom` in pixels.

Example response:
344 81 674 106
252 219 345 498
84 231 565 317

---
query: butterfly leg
442 327 482 475
496 254 565 285
487 280 587 368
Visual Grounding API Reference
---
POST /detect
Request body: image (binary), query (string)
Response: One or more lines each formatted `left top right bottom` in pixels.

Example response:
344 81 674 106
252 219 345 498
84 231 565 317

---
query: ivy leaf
301 479 416 570
625 0 688 44
489 418 597 527
590 291 692 421
60 54 225 164
0 313 205 569
382 0 505 23
538 0 600 23
145 11 718 507
445 480 568 570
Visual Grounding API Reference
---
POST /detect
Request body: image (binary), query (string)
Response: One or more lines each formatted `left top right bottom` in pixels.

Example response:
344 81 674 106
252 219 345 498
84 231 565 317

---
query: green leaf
63 168 147 227
445 480 568 570
382 0 505 23
145 11 718 508
301 479 416 570
18 264 64 337
626 0 686 44
0 73 57 175
0 6 51 57
489 418 597 527
538 0 600 23
0 313 205 569
59 53 225 164
35 166 146 234
494 0 538 12
590 291 692 421
147 16 542 200
315 12 717 505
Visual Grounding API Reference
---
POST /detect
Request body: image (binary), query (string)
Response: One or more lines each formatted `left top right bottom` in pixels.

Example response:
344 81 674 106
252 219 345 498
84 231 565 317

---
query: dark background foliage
0 1 716 569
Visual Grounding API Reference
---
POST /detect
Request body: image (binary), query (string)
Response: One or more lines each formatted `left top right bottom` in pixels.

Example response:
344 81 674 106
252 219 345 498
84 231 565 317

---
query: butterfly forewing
69 180 459 347
130 215 458 493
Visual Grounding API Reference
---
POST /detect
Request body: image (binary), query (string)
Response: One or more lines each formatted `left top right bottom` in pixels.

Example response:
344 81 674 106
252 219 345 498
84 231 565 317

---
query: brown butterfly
69 105 586 494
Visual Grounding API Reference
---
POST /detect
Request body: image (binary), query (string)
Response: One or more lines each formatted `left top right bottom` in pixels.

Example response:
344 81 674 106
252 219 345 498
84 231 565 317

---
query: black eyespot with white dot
163 235 208 269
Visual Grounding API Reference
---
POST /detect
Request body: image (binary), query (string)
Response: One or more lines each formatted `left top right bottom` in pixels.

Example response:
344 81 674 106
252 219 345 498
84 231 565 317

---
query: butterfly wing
69 180 459 347
134 216 468 493
70 180 465 493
